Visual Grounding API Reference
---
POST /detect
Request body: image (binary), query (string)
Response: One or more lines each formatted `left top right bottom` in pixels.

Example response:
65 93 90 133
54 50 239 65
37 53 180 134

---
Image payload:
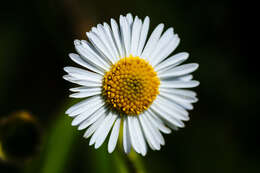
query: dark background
0 0 259 173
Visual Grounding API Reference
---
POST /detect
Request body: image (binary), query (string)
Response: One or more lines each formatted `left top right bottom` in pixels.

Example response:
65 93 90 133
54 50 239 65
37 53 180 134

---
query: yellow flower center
102 56 160 116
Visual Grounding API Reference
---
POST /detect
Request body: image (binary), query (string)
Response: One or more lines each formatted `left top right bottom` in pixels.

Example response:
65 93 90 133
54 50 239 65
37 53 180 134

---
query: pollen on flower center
102 55 160 116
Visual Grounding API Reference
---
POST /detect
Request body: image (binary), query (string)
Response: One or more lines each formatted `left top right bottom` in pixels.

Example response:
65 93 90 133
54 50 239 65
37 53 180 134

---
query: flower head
63 13 199 156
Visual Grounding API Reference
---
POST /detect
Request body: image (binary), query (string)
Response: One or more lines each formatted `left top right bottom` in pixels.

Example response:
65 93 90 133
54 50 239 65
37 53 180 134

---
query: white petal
75 42 109 71
89 112 113 146
94 113 117 149
160 80 200 88
136 16 150 56
123 117 131 153
158 63 199 78
143 112 165 146
64 66 102 82
69 87 101 93
155 52 189 72
132 116 147 156
69 90 101 98
120 15 131 57
96 24 117 63
138 114 160 150
68 53 104 75
141 24 164 59
130 17 142 56
83 113 106 138
78 105 107 130
158 91 196 110
71 101 104 126
103 22 120 59
65 96 102 116
159 88 197 97
65 73 101 84
86 32 115 64
177 75 193 81
146 109 171 134
159 89 198 103
151 103 185 128
127 116 141 154
111 18 125 58
150 28 174 66
126 13 133 27
156 96 189 121
108 117 121 153
63 76 102 87
80 40 111 68
147 109 179 131
154 34 180 65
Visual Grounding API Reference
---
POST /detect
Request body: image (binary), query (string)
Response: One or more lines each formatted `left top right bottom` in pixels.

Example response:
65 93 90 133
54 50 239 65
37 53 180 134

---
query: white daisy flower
63 13 199 156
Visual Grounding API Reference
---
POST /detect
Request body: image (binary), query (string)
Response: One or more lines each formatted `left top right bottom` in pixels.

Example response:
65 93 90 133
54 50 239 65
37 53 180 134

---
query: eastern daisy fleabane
63 13 199 156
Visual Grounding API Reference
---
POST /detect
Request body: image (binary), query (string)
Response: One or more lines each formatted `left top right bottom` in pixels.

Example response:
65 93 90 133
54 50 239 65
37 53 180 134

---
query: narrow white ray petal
130 17 142 56
64 68 102 83
74 39 81 45
160 80 200 88
69 90 101 98
103 22 120 59
178 102 194 110
159 88 197 97
66 96 102 117
89 112 113 146
123 117 131 153
150 28 174 66
64 65 102 79
78 106 107 130
146 109 171 134
71 102 105 126
159 90 198 103
177 75 193 81
141 24 164 59
143 112 165 146
91 27 99 35
161 74 194 82
153 34 180 65
94 113 117 149
83 113 106 138
69 87 101 93
128 116 141 154
158 91 195 110
158 95 190 114
158 63 199 78
156 96 189 121
133 116 147 156
136 16 150 56
126 13 133 27
80 40 111 68
147 109 179 131
65 96 101 115
68 53 104 75
75 43 109 71
66 73 101 83
96 24 117 63
120 15 131 57
151 103 185 128
63 77 102 87
138 114 160 150
108 117 121 153
155 52 189 72
63 75 78 83
111 18 125 58
86 32 115 64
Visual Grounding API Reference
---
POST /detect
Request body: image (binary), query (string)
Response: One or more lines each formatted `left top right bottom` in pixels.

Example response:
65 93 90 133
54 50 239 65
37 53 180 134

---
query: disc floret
102 56 160 115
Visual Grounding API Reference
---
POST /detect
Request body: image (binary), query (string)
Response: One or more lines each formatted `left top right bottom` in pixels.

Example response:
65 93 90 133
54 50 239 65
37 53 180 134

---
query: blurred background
0 0 258 173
